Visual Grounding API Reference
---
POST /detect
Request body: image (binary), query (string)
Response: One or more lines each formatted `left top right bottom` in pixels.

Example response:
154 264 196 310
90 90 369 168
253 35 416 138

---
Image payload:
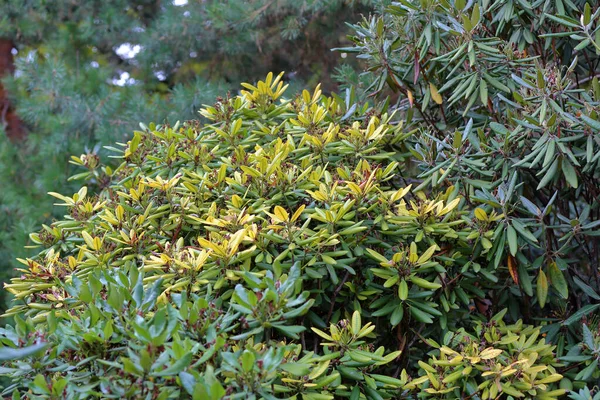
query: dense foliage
341 0 600 396
1 0 600 398
0 0 375 307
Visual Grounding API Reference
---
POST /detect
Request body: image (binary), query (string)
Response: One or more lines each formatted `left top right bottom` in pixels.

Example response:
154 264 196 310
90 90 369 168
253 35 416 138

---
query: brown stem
326 270 350 323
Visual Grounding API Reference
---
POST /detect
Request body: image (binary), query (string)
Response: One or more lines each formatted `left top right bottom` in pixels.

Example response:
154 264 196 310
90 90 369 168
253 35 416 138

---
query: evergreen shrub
4 0 600 399
0 70 586 399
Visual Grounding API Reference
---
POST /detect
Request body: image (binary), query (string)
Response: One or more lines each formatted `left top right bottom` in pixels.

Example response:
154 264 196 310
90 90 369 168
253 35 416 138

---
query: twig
326 271 350 323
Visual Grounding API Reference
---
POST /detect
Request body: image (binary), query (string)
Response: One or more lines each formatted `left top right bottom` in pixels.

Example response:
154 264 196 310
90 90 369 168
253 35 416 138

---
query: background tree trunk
0 38 25 142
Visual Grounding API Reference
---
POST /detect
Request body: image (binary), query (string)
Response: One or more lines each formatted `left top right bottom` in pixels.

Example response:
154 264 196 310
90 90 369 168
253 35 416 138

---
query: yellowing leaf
273 206 289 222
537 269 548 308
351 311 361 335
366 248 389 264
311 327 334 341
291 205 305 222
81 231 95 249
417 245 437 265
430 83 443 105
474 208 488 221
480 348 502 359
439 198 460 215
407 89 414 107
508 255 519 286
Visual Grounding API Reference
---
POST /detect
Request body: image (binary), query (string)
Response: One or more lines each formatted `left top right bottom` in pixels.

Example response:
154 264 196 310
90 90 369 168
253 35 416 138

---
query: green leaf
575 358 598 381
545 14 580 28
511 220 538 243
479 79 488 104
280 362 311 376
409 306 433 323
351 311 361 336
537 158 558 190
573 276 600 300
562 159 578 188
563 304 600 325
470 3 481 27
241 350 255 373
582 324 595 349
548 262 568 299
537 270 548 308
507 225 518 256
581 114 600 130
151 353 192 377
583 3 592 26
390 306 404 326
398 279 409 300
518 263 533 297
123 358 143 376
0 342 49 362
410 276 441 290
32 374 50 394
179 372 197 395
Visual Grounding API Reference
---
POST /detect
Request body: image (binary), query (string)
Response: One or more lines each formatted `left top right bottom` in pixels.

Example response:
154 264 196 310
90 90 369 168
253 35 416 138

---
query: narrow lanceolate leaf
548 262 568 299
511 220 538 243
563 304 600 325
479 79 488 104
507 225 518 256
573 276 600 300
409 306 433 323
582 324 595 349
351 311 361 336
561 159 578 188
581 114 600 130
410 276 441 290
537 158 558 190
518 263 533 297
474 208 488 221
507 255 519 286
470 3 481 27
0 342 49 361
430 83 443 105
537 270 548 308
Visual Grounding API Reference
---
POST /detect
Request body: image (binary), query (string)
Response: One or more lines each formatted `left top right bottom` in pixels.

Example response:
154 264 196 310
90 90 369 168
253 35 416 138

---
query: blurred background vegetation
0 0 381 312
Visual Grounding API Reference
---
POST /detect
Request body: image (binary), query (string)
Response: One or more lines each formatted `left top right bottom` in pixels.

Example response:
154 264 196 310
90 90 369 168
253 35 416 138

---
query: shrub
342 0 600 394
0 69 577 399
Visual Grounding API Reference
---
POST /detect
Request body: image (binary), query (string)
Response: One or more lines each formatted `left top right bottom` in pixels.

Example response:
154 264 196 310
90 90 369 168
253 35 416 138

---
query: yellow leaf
474 208 488 221
351 311 361 335
409 242 418 263
480 348 503 359
81 231 95 249
311 327 334 341
291 205 305 222
308 360 331 380
439 198 460 215
430 83 443 105
407 90 414 107
417 245 437 265
197 238 227 258
273 206 289 222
